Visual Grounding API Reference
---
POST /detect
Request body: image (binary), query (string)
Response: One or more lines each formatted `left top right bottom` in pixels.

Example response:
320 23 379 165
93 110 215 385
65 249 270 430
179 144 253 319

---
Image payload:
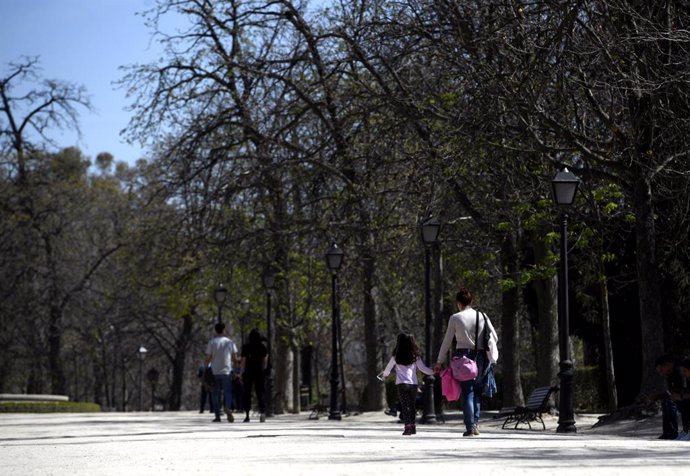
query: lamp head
551 168 580 207
325 239 344 272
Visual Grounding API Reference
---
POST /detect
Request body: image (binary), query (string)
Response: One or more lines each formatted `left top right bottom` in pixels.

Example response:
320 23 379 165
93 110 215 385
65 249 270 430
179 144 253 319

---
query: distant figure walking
205 323 238 423
197 362 214 414
647 355 689 440
434 287 498 437
382 333 434 436
240 328 268 422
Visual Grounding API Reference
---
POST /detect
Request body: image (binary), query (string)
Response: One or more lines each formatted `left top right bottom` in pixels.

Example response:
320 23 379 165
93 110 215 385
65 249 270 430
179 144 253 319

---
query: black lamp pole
214 285 228 325
420 215 440 424
326 240 344 421
137 346 147 411
551 168 580 434
262 267 276 418
240 298 250 347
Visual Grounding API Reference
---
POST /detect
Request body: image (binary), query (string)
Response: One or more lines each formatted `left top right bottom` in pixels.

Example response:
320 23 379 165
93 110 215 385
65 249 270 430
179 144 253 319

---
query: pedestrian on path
433 287 498 437
205 322 238 423
197 362 214 414
382 333 434 436
646 354 688 439
240 328 268 422
674 359 690 440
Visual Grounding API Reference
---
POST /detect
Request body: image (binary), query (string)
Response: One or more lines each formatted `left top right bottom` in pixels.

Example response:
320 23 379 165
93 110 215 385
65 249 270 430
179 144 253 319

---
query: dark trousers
397 384 418 425
200 385 213 413
243 373 265 415
664 397 690 435
682 400 690 431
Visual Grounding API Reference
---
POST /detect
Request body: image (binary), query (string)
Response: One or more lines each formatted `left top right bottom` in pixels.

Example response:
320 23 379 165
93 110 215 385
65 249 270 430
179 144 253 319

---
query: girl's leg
398 384 416 425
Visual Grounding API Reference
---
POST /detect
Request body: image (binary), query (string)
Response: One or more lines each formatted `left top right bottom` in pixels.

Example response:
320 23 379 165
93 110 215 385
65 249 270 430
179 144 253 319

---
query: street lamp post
137 346 147 411
420 214 440 424
240 298 250 346
325 240 344 421
551 167 580 434
262 267 276 418
214 284 228 325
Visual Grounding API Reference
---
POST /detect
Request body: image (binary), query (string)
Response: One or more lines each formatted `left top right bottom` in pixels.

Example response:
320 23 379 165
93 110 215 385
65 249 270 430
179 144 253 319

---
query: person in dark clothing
673 358 690 440
648 355 689 439
197 363 214 413
240 328 268 423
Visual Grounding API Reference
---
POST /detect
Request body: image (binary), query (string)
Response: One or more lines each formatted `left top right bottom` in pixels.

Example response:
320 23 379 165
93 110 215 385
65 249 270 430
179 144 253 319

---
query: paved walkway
0 410 686 475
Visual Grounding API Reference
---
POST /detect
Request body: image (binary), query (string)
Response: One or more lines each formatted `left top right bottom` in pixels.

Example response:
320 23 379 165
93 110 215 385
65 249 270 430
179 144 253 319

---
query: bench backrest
525 386 556 411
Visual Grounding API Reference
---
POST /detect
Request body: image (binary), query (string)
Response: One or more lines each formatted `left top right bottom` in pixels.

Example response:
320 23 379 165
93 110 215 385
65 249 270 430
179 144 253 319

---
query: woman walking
434 287 498 437
240 328 268 422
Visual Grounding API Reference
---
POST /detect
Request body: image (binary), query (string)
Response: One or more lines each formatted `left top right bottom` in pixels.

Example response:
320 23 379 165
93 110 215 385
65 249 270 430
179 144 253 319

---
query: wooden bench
501 385 559 430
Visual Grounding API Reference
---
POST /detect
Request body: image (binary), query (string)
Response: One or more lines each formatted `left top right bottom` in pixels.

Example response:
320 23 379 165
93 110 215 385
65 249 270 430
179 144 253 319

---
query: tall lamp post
262 266 276 418
214 284 228 325
551 167 580 434
420 214 440 424
240 298 250 346
325 239 344 421
137 346 147 411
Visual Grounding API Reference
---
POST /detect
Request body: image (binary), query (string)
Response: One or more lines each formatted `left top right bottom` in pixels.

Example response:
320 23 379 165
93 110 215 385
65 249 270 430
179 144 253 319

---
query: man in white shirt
205 322 238 423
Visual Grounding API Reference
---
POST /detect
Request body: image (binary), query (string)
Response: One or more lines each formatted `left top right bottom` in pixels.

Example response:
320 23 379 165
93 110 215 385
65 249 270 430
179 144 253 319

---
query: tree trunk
599 277 618 411
273 336 290 414
532 238 559 388
169 314 193 411
291 339 301 413
48 303 66 395
633 174 665 396
501 231 523 408
362 248 383 411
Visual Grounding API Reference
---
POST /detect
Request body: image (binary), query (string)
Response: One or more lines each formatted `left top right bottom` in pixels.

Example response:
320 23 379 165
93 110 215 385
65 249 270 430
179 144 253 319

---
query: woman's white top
436 306 499 364
382 356 434 385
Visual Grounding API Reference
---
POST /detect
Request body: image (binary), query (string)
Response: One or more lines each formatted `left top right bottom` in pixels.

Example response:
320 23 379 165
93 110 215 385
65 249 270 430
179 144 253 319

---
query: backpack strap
474 310 479 354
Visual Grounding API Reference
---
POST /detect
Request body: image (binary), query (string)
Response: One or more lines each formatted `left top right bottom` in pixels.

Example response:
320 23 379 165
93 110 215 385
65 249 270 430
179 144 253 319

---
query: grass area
0 401 101 413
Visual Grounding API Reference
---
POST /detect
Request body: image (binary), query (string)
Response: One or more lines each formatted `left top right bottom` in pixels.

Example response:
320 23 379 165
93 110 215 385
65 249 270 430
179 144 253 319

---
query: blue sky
0 0 169 165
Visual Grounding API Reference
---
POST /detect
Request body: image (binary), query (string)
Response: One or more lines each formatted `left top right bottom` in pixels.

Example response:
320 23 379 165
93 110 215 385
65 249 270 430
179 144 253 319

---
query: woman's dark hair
248 328 262 345
456 287 473 307
393 333 419 366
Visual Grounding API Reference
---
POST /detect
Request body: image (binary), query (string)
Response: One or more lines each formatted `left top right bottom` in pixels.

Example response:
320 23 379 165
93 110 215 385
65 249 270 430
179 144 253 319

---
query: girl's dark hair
393 333 419 366
456 287 473 307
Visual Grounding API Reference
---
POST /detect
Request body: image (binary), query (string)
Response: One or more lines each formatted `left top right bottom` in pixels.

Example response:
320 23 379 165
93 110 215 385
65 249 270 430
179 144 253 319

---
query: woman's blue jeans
456 350 487 432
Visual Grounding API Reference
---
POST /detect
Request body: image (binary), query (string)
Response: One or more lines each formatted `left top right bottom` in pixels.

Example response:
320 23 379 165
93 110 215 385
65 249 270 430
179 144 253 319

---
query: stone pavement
0 410 686 475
